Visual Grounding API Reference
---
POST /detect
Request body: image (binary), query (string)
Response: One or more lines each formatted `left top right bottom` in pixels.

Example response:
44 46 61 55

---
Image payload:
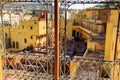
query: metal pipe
0 3 4 80
45 2 49 74
64 0 67 56
46 3 48 55
0 3 6 54
54 0 59 80
63 0 67 75
9 12 11 47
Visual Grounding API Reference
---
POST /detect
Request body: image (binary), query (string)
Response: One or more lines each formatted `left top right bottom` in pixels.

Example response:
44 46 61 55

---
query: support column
54 0 59 80
0 3 3 80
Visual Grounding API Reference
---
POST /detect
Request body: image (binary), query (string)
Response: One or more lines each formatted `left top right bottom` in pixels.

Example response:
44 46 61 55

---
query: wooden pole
54 0 59 80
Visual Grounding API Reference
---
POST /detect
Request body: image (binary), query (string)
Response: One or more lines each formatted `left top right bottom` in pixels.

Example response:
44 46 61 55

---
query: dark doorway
72 30 76 38
77 32 79 38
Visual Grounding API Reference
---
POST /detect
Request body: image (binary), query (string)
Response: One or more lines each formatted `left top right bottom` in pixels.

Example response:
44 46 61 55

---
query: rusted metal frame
54 0 60 80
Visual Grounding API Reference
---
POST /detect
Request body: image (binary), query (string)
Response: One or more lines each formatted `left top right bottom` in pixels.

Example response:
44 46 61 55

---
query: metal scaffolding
0 0 120 80
69 58 120 80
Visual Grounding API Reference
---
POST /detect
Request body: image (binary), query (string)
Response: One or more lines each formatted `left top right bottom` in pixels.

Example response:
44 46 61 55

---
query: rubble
3 70 53 80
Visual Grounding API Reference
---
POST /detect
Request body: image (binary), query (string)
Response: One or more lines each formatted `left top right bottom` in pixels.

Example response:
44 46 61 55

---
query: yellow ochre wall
4 17 47 51
38 21 47 45
70 61 77 77
104 10 120 80
104 10 118 61
52 19 73 40
83 9 92 19
87 41 105 52
116 36 120 58
6 18 73 51
66 20 73 40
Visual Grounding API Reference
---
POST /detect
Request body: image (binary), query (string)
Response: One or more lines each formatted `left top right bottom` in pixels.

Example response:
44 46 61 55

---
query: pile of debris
66 39 87 57
3 70 53 80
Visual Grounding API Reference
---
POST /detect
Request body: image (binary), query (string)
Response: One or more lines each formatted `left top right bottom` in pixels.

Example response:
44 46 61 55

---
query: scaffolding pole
0 3 3 80
54 0 59 80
